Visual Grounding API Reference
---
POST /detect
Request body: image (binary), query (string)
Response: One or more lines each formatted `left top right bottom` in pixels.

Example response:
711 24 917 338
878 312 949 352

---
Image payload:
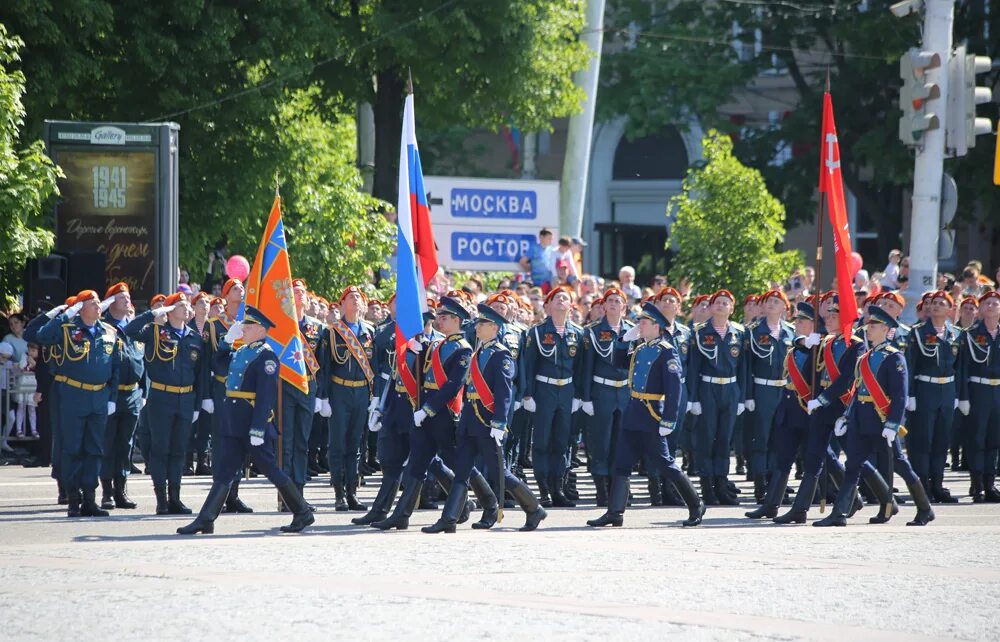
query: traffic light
946 45 994 157
899 48 942 146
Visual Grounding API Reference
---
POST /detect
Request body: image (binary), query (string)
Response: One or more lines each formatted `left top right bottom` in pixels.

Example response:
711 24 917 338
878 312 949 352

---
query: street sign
425 176 560 271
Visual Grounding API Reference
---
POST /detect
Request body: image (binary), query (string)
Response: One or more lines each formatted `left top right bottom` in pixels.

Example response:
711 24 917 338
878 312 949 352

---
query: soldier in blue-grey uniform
35 290 120 518
586 302 705 528
98 282 144 510
814 306 934 527
652 286 693 505
177 306 314 535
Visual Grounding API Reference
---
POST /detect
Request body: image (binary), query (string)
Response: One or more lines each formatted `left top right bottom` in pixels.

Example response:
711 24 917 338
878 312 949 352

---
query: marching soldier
743 290 795 503
906 290 961 503
177 306 314 535
687 290 746 505
652 286 693 504
125 292 206 515
99 283 144 510
35 291 120 517
521 285 583 507
877 291 911 353
814 306 935 527
319 285 376 511
956 290 1000 503
586 302 704 528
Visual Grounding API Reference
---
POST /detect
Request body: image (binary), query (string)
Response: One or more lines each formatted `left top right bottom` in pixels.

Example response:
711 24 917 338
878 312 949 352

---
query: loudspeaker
24 254 68 313
62 251 107 296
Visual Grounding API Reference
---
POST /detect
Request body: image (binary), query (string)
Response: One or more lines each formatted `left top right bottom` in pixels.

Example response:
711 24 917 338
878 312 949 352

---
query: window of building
612 126 688 180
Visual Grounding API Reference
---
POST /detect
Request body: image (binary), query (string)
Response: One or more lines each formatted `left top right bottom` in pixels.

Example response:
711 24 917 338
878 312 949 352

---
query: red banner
819 92 859 337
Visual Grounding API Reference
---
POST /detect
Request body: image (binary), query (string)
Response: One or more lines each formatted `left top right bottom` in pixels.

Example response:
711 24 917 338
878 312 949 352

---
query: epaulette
360 319 375 332
567 320 583 331
584 320 601 329
780 319 795 330
302 314 323 327
746 319 760 330
897 322 911 333
693 321 706 331
100 321 117 333
657 338 675 351
911 320 927 330
730 321 745 332
848 334 865 344
885 345 900 354
508 322 526 333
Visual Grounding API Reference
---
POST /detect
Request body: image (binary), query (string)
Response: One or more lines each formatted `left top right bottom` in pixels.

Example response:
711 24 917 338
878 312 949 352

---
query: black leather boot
866 469 899 524
753 473 767 504
736 455 746 476
276 480 316 533
177 482 231 534
470 473 500 529
564 470 580 501
57 481 68 505
418 483 439 510
593 474 608 507
647 474 663 506
931 475 957 503
550 474 575 507
422 484 468 533
334 482 348 511
113 476 137 509
195 454 212 476
100 479 115 509
536 475 552 508
662 479 685 506
699 476 718 506
715 476 739 506
154 483 169 515
746 470 788 519
346 480 366 511
587 476 627 527
372 478 422 530
970 472 985 503
774 473 818 524
353 474 400 525
80 487 109 517
905 478 936 526
298 483 316 512
167 482 192 514
812 508 847 526
675 474 706 527
67 489 81 517
223 479 254 513
984 475 1000 503
510 479 547 531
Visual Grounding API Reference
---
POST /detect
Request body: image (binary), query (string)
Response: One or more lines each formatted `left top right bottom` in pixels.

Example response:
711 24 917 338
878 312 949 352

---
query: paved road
1 465 998 641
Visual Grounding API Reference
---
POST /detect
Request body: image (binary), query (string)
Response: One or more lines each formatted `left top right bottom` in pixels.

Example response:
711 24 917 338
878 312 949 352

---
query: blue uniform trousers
613 430 686 484
589 383 629 476
212 424 289 487
48 381 62 483
327 383 368 486
748 385 782 474
100 407 139 482
695 381 739 476
376 424 410 477
842 403 919 494
453 433 505 500
58 386 110 492
771 404 810 473
190 410 212 459
968 382 1000 477
146 390 195 487
281 393 314 486
907 380 956 479
531 381 574 477
134 404 151 466
504 407 529 469
803 404 849 477
406 412 458 479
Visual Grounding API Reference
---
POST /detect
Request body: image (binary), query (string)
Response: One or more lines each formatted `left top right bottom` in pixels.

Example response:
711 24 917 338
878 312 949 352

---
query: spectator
570 237 587 275
205 237 229 289
651 275 667 292
553 259 578 290
881 249 903 289
178 267 190 285
13 344 38 438
960 266 983 297
897 256 910 288
853 269 870 292
802 266 816 294
0 342 14 452
2 312 29 363
518 228 556 292
618 266 642 302
554 237 579 279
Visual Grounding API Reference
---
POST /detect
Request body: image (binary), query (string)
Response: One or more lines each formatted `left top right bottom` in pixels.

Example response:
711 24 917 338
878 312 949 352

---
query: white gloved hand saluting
45 304 68 319
413 409 428 427
224 321 243 344
522 397 537 413
834 417 847 437
99 296 116 313
581 401 595 416
622 324 642 342
806 399 822 414
906 397 916 412
65 301 84 319
803 333 822 348
202 399 215 414
154 304 176 317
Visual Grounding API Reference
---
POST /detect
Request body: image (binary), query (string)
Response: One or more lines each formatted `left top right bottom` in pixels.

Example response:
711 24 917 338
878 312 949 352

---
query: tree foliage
668 131 801 301
0 24 60 309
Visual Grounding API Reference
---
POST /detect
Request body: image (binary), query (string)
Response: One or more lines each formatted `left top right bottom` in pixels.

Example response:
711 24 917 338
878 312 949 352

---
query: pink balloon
849 251 863 276
226 255 250 281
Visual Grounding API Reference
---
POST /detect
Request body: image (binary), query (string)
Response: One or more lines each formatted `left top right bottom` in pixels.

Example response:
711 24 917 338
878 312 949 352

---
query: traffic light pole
903 0 953 322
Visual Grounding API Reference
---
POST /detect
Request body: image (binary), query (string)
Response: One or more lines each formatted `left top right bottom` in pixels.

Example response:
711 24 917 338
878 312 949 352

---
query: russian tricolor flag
395 92 439 345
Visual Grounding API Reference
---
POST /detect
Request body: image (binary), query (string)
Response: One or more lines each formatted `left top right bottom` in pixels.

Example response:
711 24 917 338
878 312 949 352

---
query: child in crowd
13 343 39 438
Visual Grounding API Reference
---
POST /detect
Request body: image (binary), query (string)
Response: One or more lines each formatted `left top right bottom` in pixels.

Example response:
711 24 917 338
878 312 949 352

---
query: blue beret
475 303 507 328
866 306 899 330
437 295 471 322
242 305 275 331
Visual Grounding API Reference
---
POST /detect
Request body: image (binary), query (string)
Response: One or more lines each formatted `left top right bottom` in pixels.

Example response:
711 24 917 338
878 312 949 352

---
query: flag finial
273 170 283 198
825 67 831 92
407 67 414 95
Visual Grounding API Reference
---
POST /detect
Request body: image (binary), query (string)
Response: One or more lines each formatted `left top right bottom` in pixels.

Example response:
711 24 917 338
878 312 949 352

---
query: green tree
668 131 801 302
0 24 61 309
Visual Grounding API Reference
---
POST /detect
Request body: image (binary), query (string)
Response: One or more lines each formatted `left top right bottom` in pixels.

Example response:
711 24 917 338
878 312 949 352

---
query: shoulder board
584 320 600 329
207 316 223 325
259 342 274 353
780 320 794 330
730 322 745 332
61 322 75 328
911 320 926 330
885 345 900 354
897 323 911 332
657 339 675 351
360 320 375 332
848 334 864 345
693 321 706 331
492 341 511 354
303 314 322 326
746 319 760 330
566 320 583 331
100 321 117 333
622 318 636 327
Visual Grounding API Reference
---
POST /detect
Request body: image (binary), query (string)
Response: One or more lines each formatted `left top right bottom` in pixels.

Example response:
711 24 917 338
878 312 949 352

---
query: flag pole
815 69 830 513
274 184 285 512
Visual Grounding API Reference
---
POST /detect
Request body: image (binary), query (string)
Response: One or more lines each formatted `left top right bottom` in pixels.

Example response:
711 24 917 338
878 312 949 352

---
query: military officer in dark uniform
35 290 120 517
125 292 206 515
877 291 912 355
815 307 934 527
586 302 705 528
177 306 314 535
98 283 144 510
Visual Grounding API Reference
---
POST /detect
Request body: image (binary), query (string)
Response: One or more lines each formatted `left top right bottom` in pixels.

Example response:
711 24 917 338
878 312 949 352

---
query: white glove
882 427 896 445
192 411 200 423
413 409 427 427
202 399 215 414
154 304 176 317
659 425 674 437
954 399 959 410
139 397 147 409
250 435 264 446
689 402 702 416
803 333 822 348
99 296 115 313
806 399 822 414
834 417 847 437
906 397 916 412
522 397 537 413
513 401 522 412
745 400 755 412
581 401 595 416
320 399 332 417
107 401 117 415
368 398 379 412
407 337 422 353
368 411 382 432
65 301 84 319
224 321 243 344
313 398 322 414
622 324 642 342
957 400 970 416
45 304 68 319
737 403 745 416
572 398 583 413
490 427 505 446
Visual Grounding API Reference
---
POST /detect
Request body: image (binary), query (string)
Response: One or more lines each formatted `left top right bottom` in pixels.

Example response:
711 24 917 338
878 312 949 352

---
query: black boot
422 484 468 533
812 508 847 526
183 452 195 476
334 482 348 511
774 473 818 524
276 480 316 533
510 480 547 531
647 474 664 506
735 455 746 476
67 490 82 517
931 475 958 503
57 481 68 505
984 475 1000 503
970 472 985 503
177 482 230 534
550 474 576 507
536 475 552 508
195 454 212 476
418 482 440 510
699 476 718 506
746 470 788 520
753 473 767 504
661 479 685 506
167 482 192 514
714 476 738 506
80 487 109 517
675 474 706 527
100 479 115 509
223 479 253 513
346 481 366 511
906 478 936 526
113 476 137 509
587 476 627 527
564 471 580 501
154 483 169 515
470 473 501 530
353 474 400 525
593 474 608 507
298 484 316 512
372 478 422 530
866 470 899 524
